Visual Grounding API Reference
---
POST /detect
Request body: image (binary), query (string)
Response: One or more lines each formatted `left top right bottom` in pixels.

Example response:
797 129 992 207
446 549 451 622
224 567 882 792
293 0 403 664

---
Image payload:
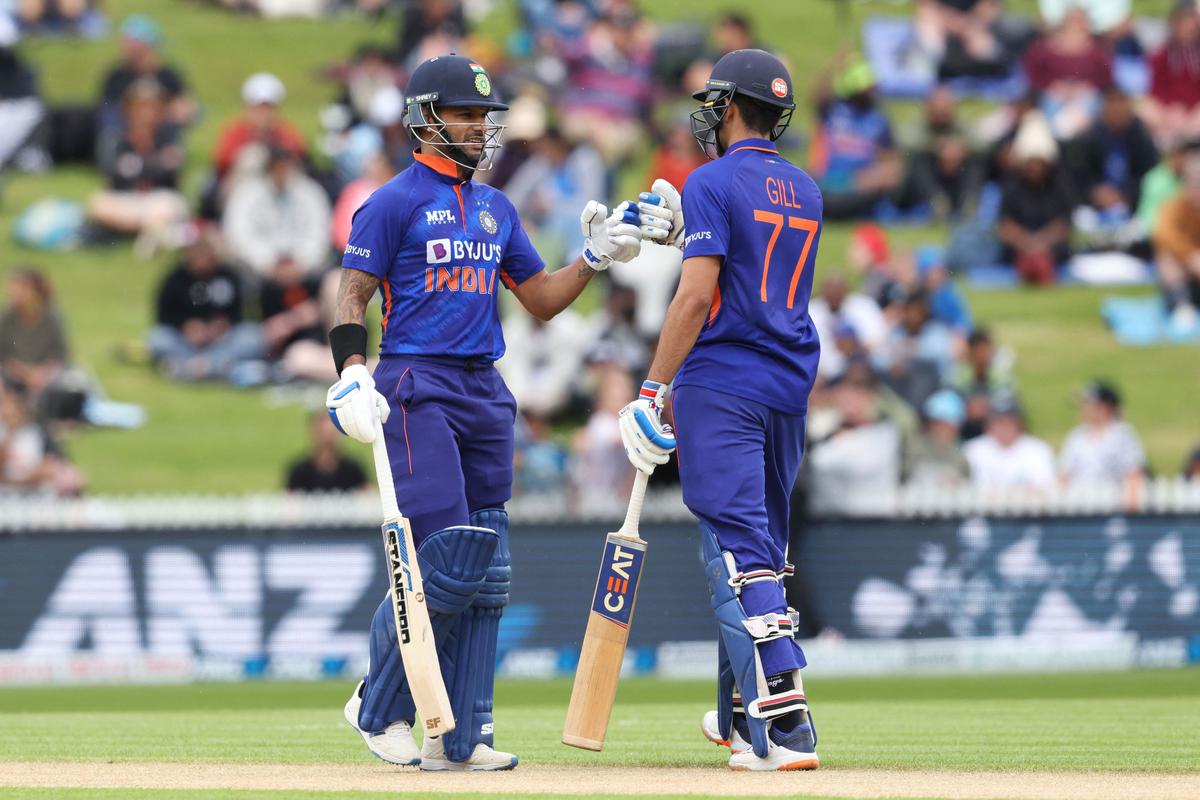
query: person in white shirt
964 394 1056 491
1059 380 1145 501
809 274 887 381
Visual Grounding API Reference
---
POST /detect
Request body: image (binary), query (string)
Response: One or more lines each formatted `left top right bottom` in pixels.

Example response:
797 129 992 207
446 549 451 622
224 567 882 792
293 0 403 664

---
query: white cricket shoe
727 721 819 772
701 710 750 754
419 734 518 771
343 680 421 766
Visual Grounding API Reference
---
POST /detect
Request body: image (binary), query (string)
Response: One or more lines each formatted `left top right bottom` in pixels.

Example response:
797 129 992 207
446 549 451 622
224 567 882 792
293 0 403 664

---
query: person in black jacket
0 18 45 172
285 411 367 493
1067 88 1160 247
147 234 264 382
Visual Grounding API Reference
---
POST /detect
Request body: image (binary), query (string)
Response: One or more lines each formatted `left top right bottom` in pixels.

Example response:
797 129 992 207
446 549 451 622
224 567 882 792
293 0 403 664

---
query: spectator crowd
1 0 1199 507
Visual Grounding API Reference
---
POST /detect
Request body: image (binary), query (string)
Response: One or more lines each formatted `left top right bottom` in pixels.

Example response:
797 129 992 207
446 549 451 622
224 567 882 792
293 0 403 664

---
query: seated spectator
332 149 394 252
498 308 589 421
905 85 980 220
1184 444 1200 480
1059 381 1144 503
514 410 568 495
260 256 334 383
998 111 1075 284
87 79 188 252
1140 1 1200 147
1066 88 1158 246
1137 137 1199 236
874 289 955 409
905 388 970 488
807 368 902 515
571 366 635 508
952 327 1015 397
328 85 412 188
647 116 705 200
557 5 655 163
810 56 902 220
915 245 972 335
0 379 83 496
0 17 44 172
14 0 92 32
96 15 195 145
711 12 759 57
212 72 308 189
223 146 332 277
395 0 468 65
915 0 1015 79
285 412 367 493
809 274 887 382
504 126 605 264
847 223 900 306
0 268 67 401
1038 0 1136 53
1153 152 1200 330
964 394 1056 491
583 283 649 376
1023 7 1114 139
148 234 264 382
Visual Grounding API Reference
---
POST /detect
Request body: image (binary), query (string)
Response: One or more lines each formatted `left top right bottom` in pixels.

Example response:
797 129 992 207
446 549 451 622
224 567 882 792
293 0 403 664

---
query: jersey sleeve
498 200 545 289
681 167 730 260
341 184 406 278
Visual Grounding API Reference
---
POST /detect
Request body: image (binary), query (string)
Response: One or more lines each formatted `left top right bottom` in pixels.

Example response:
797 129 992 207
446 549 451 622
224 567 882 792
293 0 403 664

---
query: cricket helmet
691 49 795 158
404 54 508 171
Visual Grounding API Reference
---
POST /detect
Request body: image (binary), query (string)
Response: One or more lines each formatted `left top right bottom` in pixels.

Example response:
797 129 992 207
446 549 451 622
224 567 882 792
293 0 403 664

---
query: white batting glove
637 178 685 249
618 380 677 474
326 363 391 444
581 200 642 271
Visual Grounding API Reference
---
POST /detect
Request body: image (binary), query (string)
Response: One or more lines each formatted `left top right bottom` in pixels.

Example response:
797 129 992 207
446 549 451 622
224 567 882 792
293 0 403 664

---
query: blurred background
0 0 1198 683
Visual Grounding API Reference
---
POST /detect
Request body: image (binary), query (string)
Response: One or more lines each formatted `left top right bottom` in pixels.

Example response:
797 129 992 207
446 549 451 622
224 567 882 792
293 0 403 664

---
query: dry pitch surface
1 673 1197 800
4 762 1200 800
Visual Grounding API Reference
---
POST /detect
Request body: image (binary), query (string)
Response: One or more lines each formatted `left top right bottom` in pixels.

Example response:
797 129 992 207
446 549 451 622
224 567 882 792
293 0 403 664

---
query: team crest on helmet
771 78 788 98
479 209 498 234
475 73 492 97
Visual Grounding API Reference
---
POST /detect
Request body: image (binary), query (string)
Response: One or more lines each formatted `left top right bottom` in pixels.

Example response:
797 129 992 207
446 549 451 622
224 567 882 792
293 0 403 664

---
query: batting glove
326 363 391 444
581 200 642 271
618 380 677 474
637 178 685 249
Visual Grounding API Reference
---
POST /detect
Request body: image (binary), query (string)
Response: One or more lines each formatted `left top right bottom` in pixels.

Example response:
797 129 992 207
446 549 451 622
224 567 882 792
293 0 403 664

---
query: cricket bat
562 469 651 751
371 419 455 737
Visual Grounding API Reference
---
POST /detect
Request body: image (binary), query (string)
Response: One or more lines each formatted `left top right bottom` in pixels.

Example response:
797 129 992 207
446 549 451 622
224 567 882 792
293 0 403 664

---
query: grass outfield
1 0 1195 492
1 671 1198 771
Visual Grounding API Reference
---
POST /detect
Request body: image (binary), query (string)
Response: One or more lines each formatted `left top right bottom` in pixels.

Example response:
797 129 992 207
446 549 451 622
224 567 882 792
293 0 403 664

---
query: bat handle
617 469 650 539
372 418 400 520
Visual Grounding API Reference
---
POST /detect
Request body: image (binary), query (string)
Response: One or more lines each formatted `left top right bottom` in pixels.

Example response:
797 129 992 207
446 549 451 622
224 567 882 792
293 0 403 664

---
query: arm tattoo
335 269 380 326
576 263 596 278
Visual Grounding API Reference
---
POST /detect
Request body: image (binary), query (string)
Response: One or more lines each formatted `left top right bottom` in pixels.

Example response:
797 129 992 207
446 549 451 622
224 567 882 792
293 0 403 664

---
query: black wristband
329 323 368 376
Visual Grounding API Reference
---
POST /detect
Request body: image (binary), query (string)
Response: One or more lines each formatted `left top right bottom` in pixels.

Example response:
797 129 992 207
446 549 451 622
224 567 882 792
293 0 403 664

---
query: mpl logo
589 535 646 627
426 238 451 264
426 209 457 225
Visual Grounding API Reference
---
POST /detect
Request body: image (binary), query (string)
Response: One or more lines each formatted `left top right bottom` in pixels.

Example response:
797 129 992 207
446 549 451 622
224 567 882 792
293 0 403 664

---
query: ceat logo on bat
426 238 451 264
771 78 788 98
590 537 646 627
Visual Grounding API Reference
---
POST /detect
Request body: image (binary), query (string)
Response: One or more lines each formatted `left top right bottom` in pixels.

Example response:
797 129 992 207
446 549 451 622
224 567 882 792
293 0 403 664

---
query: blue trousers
673 384 807 676
373 355 516 540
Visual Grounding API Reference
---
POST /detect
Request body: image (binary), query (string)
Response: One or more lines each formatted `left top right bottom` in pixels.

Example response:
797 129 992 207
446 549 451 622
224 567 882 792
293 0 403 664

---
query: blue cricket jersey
675 138 823 415
341 150 545 361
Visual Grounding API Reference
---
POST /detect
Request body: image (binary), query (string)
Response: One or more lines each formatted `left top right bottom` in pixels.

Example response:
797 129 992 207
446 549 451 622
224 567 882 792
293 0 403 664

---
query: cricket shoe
727 717 819 772
701 710 750 754
419 735 518 771
343 680 421 766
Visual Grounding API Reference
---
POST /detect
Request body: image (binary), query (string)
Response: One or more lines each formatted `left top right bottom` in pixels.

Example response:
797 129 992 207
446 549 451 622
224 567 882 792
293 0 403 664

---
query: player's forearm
518 258 597 321
646 293 710 385
333 269 380 370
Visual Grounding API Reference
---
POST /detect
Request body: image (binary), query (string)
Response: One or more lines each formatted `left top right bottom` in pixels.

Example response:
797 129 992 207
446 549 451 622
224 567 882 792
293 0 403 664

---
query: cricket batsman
324 54 656 770
621 49 823 771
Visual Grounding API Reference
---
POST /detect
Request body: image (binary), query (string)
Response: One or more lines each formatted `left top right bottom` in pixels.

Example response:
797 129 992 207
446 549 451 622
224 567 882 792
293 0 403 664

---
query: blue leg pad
700 524 808 759
356 524 498 735
439 508 510 763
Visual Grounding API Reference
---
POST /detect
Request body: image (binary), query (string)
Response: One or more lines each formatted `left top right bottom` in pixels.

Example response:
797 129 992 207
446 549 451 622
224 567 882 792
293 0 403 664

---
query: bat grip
617 469 650 538
372 418 400 520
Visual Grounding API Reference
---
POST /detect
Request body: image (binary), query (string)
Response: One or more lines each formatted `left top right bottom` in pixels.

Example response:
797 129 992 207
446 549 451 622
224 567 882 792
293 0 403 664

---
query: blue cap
694 48 795 110
916 245 945 278
121 14 162 47
924 389 965 424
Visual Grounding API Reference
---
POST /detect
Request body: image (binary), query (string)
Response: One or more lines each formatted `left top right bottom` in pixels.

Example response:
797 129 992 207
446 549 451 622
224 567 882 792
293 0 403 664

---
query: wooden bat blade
562 532 647 750
383 517 455 736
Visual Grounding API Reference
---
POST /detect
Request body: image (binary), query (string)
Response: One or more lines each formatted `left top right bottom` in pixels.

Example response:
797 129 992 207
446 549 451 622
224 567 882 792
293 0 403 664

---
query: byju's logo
426 238 451 264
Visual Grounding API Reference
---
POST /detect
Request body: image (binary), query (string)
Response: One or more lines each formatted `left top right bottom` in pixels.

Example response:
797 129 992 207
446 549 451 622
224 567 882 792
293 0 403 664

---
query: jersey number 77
752 210 819 309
